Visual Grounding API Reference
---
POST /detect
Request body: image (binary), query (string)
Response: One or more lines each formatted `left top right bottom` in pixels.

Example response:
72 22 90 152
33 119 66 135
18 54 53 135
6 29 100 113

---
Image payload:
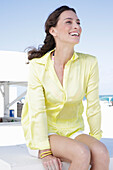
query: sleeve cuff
89 130 103 140
27 139 51 150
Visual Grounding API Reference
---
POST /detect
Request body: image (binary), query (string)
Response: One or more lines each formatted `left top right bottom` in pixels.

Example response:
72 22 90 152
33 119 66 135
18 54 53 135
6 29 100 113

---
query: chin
70 38 80 45
71 40 80 46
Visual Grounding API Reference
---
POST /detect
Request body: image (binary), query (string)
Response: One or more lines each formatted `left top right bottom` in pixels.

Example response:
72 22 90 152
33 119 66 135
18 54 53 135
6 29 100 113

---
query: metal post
4 82 9 116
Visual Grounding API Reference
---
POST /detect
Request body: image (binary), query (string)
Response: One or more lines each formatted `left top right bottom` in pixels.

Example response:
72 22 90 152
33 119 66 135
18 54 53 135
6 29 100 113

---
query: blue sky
0 0 113 95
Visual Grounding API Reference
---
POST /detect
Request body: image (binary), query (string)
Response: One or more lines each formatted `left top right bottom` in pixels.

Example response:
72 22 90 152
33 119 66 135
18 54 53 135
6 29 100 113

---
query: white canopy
0 51 29 81
0 51 29 116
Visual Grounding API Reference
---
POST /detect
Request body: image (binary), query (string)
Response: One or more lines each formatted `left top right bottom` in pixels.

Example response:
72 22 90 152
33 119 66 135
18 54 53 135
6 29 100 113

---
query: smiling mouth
69 32 79 36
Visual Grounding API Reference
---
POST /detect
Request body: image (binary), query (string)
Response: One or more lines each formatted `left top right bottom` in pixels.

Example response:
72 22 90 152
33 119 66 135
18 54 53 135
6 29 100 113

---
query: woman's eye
66 21 72 24
77 22 81 25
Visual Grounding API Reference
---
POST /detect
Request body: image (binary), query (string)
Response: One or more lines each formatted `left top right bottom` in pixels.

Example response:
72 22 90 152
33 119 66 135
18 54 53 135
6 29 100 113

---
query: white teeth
70 32 79 36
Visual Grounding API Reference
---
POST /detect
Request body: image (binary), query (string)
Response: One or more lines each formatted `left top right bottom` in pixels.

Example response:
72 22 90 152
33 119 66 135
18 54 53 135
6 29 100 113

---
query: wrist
39 149 52 159
39 149 51 154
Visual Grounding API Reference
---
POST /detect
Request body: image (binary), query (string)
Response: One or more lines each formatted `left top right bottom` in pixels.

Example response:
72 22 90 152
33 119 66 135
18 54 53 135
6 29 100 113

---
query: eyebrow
64 17 80 22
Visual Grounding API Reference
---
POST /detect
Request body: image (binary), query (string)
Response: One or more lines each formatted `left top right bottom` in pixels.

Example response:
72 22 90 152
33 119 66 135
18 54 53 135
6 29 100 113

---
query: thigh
49 134 90 163
75 134 106 150
75 134 110 168
75 134 109 160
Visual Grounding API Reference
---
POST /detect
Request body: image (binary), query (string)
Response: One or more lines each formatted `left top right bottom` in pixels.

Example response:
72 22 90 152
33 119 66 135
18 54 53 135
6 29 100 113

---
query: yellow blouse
21 50 102 150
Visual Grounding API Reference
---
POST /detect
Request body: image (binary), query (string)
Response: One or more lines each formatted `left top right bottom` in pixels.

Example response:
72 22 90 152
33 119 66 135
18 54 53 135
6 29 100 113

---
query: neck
54 45 74 67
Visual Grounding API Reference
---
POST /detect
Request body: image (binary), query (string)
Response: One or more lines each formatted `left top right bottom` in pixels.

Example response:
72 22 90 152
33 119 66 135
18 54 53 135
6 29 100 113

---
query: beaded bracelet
40 151 52 159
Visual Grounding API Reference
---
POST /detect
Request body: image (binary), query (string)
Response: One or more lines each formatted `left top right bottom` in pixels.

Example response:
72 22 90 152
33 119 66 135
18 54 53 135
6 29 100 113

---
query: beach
100 101 113 138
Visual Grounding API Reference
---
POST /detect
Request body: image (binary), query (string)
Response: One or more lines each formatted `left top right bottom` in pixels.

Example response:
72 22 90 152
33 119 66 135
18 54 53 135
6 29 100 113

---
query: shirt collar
34 49 79 66
71 52 79 61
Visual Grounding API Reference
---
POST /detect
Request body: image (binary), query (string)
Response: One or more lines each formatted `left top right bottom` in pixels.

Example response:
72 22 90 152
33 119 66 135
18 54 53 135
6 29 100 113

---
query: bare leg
49 134 91 170
75 134 110 170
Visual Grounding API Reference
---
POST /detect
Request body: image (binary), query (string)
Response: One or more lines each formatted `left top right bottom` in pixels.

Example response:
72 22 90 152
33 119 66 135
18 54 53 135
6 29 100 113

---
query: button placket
63 62 71 101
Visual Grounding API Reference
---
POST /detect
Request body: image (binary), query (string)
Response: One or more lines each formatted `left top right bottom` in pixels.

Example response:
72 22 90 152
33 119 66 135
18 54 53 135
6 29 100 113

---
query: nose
73 21 80 29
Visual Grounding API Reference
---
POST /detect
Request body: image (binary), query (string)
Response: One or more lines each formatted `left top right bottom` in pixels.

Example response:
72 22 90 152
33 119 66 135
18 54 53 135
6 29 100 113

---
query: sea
83 95 113 103
99 95 113 102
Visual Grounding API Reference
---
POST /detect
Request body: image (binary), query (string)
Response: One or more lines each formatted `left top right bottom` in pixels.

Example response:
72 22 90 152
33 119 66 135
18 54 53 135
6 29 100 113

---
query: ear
49 27 57 37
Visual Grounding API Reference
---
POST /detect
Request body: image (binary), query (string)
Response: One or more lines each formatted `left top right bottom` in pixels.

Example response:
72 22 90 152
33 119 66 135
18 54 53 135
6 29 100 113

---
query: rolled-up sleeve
85 58 102 140
22 60 50 150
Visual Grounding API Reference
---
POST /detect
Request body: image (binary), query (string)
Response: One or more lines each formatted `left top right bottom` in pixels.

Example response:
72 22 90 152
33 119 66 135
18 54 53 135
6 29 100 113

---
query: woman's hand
42 154 62 170
39 149 62 170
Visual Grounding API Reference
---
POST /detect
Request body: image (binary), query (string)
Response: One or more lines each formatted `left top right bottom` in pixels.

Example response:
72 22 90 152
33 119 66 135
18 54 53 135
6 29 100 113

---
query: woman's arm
22 59 50 150
85 57 102 140
22 60 62 169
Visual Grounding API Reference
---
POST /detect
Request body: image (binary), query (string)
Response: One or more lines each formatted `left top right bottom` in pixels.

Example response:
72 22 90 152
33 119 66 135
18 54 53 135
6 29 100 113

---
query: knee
72 144 91 164
92 142 110 164
81 145 91 164
99 144 110 164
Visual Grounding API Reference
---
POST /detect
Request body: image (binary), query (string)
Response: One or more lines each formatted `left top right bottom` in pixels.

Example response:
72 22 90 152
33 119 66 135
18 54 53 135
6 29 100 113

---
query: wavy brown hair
28 5 76 60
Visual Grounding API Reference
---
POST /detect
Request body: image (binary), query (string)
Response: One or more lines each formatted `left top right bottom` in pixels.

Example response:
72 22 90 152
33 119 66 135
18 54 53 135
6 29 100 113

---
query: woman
22 5 109 170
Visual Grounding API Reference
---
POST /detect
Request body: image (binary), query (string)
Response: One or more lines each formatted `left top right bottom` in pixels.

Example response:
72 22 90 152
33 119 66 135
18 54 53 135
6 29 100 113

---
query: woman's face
51 10 82 46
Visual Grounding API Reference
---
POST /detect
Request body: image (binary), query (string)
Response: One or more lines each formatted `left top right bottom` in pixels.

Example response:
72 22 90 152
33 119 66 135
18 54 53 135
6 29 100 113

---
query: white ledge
0 138 113 170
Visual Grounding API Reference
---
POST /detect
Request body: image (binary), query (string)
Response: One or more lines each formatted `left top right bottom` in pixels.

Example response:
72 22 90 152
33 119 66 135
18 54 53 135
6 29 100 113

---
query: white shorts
27 131 84 158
